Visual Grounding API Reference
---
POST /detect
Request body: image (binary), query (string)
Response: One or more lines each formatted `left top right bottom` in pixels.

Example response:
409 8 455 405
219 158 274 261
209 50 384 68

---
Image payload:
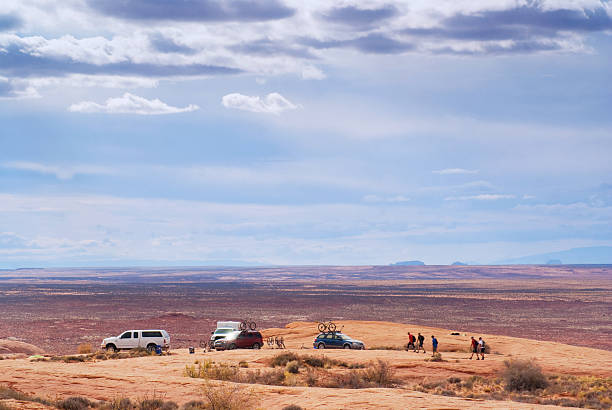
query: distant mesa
546 259 563 265
451 261 468 266
391 260 425 266
496 246 612 265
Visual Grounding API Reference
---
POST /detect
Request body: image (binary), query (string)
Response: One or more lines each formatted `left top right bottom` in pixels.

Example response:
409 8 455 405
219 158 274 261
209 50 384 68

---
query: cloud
87 0 295 22
149 33 196 55
363 194 410 203
301 33 414 55
0 43 242 78
229 38 315 58
2 161 114 180
445 194 516 201
0 77 39 99
321 5 398 28
402 4 612 54
222 92 299 114
68 93 199 115
301 65 326 80
433 168 479 175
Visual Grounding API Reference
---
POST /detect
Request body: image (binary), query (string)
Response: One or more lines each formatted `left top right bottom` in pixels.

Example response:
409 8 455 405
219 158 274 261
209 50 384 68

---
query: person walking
470 336 479 360
407 332 415 351
478 337 485 360
431 335 438 356
417 333 425 353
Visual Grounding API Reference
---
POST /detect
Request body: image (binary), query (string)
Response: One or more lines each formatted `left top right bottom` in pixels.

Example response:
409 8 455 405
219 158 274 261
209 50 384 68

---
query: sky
1 0 611 267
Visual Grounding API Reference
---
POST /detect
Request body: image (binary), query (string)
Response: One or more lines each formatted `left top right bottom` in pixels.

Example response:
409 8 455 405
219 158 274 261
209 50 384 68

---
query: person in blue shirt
431 335 438 355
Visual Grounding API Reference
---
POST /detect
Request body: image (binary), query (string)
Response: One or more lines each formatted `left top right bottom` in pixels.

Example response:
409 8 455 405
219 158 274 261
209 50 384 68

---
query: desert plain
0 265 610 409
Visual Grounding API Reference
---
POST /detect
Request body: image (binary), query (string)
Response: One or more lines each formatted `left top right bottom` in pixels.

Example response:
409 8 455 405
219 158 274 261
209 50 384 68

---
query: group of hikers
406 332 485 359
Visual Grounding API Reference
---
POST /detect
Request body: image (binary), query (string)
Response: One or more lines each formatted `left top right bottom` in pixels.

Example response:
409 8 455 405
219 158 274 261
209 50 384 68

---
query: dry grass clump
45 348 165 364
269 352 364 370
77 343 93 354
57 396 95 409
502 359 548 392
413 367 612 409
425 353 445 362
199 382 257 410
185 358 396 390
285 360 300 374
0 402 11 410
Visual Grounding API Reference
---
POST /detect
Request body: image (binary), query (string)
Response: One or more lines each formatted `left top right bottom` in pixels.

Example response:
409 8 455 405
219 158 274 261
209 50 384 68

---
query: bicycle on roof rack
240 319 257 331
318 321 337 333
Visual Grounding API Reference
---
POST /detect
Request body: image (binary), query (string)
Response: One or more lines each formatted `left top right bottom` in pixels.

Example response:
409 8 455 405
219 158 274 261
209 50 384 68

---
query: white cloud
301 65 326 80
2 161 114 180
68 93 199 115
363 194 410 203
221 92 300 115
445 194 516 201
433 168 479 175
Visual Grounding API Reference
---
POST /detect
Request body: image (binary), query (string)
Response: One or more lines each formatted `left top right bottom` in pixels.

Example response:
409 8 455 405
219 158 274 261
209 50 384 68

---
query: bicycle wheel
249 321 257 331
328 322 337 332
239 321 247 331
318 322 326 332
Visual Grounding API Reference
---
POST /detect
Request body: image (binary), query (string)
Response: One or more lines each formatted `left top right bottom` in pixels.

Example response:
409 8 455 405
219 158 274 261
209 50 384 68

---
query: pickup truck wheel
343 344 351 349
228 343 237 350
146 344 157 353
106 344 117 352
317 342 325 349
252 342 261 350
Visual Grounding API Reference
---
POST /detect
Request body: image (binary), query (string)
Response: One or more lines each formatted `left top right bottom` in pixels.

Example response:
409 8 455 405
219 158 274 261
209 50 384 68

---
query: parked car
209 321 242 346
214 330 263 350
313 332 365 349
101 329 170 352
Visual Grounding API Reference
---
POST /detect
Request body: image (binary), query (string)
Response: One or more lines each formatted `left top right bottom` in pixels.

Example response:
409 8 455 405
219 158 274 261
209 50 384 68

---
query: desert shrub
302 356 323 368
326 370 368 389
305 369 317 387
427 353 444 362
502 359 548 392
238 361 248 368
251 369 285 386
57 396 93 410
138 399 178 410
200 382 257 410
363 359 398 387
448 377 461 384
0 402 10 410
285 360 300 374
77 343 93 354
270 352 300 368
181 401 206 410
282 406 303 410
103 397 133 410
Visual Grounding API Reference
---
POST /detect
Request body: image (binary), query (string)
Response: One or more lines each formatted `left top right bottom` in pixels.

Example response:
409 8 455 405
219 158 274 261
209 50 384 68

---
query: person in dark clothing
416 333 425 353
431 335 438 355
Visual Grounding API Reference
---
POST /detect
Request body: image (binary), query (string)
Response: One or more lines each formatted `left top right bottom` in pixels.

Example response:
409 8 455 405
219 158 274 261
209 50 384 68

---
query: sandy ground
1 321 611 409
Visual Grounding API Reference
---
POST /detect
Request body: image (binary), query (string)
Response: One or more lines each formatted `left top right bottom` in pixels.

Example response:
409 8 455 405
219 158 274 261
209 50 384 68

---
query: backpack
481 340 486 348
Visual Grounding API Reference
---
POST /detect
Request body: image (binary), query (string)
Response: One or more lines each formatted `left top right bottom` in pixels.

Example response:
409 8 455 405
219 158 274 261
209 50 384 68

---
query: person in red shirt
470 336 479 360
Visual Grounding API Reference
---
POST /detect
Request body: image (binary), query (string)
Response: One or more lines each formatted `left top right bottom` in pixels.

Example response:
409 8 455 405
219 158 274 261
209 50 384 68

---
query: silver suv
101 329 170 352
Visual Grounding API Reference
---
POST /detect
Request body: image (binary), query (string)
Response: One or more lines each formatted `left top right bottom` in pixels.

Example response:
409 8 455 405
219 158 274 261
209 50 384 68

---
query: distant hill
496 246 612 265
451 261 468 266
391 260 425 266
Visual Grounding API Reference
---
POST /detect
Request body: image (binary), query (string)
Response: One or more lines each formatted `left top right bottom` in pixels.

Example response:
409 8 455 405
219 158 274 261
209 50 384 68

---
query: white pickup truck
101 329 170 352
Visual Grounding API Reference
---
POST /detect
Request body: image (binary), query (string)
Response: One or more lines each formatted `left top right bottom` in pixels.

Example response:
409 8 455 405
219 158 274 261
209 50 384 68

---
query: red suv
214 330 263 350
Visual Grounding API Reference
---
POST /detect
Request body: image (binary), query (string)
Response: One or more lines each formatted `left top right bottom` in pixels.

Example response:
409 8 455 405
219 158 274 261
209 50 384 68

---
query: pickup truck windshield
215 329 232 334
